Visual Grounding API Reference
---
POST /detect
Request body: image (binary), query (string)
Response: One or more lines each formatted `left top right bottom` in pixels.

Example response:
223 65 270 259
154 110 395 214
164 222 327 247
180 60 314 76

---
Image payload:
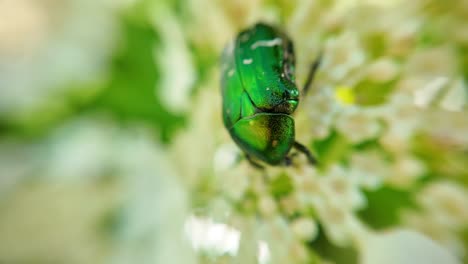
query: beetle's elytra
221 23 321 167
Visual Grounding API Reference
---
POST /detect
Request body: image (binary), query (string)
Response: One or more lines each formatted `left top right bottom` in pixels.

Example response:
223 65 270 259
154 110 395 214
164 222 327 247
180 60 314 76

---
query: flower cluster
158 0 468 263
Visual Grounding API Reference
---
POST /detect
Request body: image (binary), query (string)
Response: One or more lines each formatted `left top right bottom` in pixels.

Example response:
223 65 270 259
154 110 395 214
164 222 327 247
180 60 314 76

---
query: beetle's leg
245 154 265 170
293 141 317 165
283 156 293 166
302 52 323 96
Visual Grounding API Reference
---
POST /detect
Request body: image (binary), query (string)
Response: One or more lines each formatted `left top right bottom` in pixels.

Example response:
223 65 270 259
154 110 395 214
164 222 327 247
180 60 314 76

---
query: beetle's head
267 86 299 114
269 98 298 114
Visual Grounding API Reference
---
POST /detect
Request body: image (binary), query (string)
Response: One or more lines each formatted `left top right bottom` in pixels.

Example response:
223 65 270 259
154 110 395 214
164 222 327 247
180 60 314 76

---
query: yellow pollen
335 85 355 105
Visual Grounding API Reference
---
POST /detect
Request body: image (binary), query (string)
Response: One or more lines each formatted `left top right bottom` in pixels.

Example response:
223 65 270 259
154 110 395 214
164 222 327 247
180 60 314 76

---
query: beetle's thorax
221 22 300 128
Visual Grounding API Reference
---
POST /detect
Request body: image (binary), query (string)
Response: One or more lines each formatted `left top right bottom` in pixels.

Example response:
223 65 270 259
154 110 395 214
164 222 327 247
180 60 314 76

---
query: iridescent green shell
221 23 300 165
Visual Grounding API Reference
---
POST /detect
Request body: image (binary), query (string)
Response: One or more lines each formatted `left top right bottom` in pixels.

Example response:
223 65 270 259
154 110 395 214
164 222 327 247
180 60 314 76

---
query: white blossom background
0 0 467 263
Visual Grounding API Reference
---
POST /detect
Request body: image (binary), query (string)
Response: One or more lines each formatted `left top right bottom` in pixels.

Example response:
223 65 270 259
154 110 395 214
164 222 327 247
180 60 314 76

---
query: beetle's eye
283 89 298 99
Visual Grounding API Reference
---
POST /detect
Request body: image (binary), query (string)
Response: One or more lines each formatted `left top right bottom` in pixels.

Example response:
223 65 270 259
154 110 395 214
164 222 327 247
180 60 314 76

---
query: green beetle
221 22 321 167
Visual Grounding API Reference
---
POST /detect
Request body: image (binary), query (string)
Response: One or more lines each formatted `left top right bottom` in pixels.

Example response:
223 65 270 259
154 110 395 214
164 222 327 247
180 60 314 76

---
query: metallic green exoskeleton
221 23 321 167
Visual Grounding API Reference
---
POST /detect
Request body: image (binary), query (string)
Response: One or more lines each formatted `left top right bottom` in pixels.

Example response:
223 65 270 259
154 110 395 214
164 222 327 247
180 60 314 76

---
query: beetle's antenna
302 51 323 96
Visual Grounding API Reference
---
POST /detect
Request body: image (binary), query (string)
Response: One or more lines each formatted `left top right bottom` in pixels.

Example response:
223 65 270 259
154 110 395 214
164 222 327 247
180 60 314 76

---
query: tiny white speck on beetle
266 87 270 91
251 38 283 49
243 58 253 65
228 69 235 77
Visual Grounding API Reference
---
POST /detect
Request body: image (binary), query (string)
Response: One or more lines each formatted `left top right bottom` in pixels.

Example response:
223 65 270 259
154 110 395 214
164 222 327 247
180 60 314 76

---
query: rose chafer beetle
221 22 321 167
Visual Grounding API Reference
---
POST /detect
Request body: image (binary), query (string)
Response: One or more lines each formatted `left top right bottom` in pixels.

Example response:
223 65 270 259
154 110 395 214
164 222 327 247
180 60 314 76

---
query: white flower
402 180 468 257
378 93 421 153
314 200 364 246
218 166 250 202
170 84 225 186
387 155 426 187
184 215 241 257
419 108 468 149
384 10 421 57
404 47 456 78
416 181 468 227
365 57 400 83
42 118 118 182
439 78 467 112
359 229 460 264
290 217 318 242
299 86 340 139
257 216 294 264
113 127 194 264
320 165 367 211
213 143 241 173
323 31 366 81
152 4 196 114
258 194 278 218
348 150 390 189
413 76 449 108
334 106 381 143
185 0 235 50
402 211 467 258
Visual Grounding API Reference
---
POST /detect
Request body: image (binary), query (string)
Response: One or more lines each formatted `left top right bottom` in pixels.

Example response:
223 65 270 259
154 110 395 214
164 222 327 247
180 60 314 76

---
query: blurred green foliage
91 16 185 143
0 14 186 143
358 187 415 229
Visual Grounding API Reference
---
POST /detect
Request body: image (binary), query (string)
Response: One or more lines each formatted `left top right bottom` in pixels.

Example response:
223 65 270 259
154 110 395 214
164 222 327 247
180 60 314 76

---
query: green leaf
358 186 416 229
